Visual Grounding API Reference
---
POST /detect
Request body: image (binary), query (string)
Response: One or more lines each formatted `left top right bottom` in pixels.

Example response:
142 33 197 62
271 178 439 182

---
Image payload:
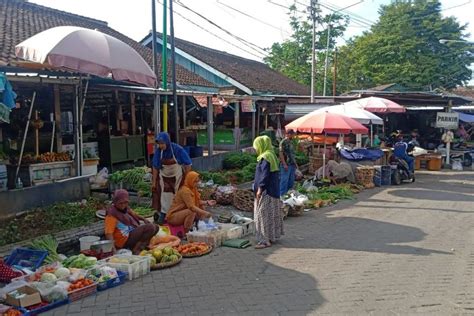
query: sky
28 0 474 61
29 0 473 84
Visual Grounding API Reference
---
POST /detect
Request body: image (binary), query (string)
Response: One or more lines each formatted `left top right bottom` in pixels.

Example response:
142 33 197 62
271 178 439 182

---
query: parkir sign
436 112 459 129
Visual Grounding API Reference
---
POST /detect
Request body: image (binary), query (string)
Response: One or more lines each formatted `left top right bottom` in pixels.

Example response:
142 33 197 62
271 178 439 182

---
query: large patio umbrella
343 97 406 113
286 111 368 178
15 26 156 87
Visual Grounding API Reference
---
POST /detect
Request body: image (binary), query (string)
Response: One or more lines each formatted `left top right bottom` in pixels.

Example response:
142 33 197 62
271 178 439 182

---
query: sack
452 159 463 171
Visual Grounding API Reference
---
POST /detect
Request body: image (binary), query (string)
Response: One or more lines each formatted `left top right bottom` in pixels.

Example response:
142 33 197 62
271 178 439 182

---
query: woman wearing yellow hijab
166 171 213 232
253 136 284 249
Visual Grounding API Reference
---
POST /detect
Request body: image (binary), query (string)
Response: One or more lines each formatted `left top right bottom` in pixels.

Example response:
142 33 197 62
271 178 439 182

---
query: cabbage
54 268 70 279
40 272 58 283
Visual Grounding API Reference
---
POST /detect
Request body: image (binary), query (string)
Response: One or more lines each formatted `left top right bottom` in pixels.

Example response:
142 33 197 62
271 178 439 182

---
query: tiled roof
148 33 310 96
0 0 214 87
452 86 474 99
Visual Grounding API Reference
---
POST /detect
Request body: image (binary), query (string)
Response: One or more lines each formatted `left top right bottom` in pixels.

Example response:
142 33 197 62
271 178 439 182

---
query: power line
266 0 308 14
175 0 268 56
320 1 375 25
157 0 266 59
216 0 291 36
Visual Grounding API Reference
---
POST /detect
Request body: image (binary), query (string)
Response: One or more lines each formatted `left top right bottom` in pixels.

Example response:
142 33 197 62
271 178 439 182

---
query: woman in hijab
253 136 284 249
151 132 192 224
105 189 159 254
166 171 213 233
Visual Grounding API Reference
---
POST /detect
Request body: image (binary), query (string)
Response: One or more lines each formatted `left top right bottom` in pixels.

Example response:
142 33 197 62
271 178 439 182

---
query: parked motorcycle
390 155 415 185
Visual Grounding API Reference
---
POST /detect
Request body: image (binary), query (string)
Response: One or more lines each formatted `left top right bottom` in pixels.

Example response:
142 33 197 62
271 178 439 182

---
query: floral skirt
254 193 284 244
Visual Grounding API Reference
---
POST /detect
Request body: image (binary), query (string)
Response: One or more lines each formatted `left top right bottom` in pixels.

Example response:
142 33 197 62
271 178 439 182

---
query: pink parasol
15 26 156 87
285 111 369 134
343 97 406 113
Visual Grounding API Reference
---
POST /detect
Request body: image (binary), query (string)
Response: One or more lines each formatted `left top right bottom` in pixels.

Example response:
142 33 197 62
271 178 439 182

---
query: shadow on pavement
388 188 474 202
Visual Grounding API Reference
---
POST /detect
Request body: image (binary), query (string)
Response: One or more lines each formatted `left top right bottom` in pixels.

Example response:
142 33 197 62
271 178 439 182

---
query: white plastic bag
452 159 463 171
0 280 29 299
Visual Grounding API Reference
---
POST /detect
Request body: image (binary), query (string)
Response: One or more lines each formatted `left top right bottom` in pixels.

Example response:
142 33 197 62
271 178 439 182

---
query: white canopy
314 104 384 125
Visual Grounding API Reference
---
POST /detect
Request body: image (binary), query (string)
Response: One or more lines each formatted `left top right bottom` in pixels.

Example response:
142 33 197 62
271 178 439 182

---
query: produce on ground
133 206 155 218
67 279 94 292
222 152 256 170
294 183 355 208
148 235 181 250
28 235 61 265
0 198 102 247
175 242 210 256
62 254 97 269
139 246 181 265
109 167 152 197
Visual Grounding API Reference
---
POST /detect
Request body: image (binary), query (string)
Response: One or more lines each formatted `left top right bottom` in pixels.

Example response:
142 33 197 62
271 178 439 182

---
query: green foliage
264 5 348 94
222 152 256 170
337 0 473 91
0 198 102 247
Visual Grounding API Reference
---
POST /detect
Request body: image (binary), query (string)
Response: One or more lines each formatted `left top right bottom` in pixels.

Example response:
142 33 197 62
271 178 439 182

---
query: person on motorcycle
393 135 414 172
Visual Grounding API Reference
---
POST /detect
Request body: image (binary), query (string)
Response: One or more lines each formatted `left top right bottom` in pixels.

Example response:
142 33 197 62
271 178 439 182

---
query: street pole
332 47 337 96
151 0 161 133
323 22 331 96
169 0 179 143
162 0 168 132
310 0 317 103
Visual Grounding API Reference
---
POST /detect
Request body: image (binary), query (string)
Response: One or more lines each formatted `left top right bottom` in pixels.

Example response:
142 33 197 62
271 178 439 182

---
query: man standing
279 129 298 196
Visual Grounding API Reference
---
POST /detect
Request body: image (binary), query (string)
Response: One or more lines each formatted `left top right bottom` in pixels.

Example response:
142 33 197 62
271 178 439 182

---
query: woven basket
215 191 234 205
232 189 255 212
355 166 375 189
288 205 304 217
309 156 324 174
151 255 182 270
199 187 216 200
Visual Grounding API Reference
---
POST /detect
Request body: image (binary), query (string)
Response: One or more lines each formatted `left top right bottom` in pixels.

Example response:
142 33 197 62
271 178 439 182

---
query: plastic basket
68 282 97 302
381 165 391 185
97 271 128 291
5 248 48 271
18 299 70 316
239 220 255 236
99 255 150 281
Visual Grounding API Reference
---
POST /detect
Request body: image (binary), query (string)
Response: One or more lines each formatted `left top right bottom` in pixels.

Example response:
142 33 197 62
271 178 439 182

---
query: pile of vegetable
294 183 356 208
138 246 181 266
222 152 256 170
29 235 61 265
67 279 94 292
200 152 257 185
133 206 155 218
108 167 152 197
175 242 210 256
62 254 97 269
0 198 102 247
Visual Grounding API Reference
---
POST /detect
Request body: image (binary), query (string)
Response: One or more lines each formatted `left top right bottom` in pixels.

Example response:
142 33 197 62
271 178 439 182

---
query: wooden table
415 154 442 171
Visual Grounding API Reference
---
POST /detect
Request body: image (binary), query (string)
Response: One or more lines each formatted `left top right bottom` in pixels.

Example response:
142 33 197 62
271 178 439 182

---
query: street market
1 0 474 315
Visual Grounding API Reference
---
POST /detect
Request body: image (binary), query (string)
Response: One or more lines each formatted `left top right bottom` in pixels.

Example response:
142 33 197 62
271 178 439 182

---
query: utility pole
310 0 318 103
162 0 168 132
332 47 337 96
323 22 331 96
169 0 179 143
151 0 160 133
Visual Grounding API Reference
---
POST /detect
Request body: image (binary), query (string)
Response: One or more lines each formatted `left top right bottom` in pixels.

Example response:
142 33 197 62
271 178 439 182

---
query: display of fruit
67 278 94 292
39 152 71 163
175 242 210 256
139 247 181 265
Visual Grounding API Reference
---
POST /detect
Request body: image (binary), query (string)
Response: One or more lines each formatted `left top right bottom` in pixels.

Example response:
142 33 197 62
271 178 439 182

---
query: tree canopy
265 0 473 94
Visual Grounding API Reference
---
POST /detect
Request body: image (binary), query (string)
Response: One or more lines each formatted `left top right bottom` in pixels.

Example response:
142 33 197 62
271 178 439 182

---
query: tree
337 0 474 92
264 5 348 94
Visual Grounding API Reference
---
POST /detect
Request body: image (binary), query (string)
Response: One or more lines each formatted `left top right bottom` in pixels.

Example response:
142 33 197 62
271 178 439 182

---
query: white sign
436 112 459 129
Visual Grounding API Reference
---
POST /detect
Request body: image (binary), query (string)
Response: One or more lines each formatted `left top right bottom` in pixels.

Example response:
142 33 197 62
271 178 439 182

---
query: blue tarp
0 72 17 109
456 111 474 123
339 148 384 161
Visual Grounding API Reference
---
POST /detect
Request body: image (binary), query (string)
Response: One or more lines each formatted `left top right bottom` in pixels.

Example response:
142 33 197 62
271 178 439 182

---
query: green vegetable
41 272 58 283
29 235 61 264
223 152 256 170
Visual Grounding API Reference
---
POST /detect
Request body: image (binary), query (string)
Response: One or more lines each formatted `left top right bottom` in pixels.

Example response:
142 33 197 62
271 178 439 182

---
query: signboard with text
436 112 459 129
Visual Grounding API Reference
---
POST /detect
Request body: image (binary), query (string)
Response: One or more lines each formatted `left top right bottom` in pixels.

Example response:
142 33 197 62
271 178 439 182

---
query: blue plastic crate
17 298 70 316
5 248 48 271
97 270 128 291
381 165 392 185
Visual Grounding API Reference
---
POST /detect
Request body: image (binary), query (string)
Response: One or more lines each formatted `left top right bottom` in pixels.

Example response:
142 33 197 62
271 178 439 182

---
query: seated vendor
166 171 214 233
105 189 158 254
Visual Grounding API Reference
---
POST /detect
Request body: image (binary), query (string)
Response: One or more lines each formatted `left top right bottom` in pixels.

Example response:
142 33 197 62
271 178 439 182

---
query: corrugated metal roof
285 103 334 121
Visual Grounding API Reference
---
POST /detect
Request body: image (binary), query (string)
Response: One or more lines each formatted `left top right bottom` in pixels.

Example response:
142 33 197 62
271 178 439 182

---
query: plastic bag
295 169 304 181
452 159 463 171
116 249 132 256
0 279 29 299
68 268 88 282
90 167 109 187
43 285 68 303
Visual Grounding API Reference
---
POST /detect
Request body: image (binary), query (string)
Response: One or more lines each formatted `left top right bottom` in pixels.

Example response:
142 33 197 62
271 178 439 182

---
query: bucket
190 146 204 158
79 236 100 251
427 156 442 171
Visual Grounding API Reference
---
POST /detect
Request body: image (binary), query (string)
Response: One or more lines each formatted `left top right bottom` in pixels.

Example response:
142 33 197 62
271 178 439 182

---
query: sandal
255 242 271 249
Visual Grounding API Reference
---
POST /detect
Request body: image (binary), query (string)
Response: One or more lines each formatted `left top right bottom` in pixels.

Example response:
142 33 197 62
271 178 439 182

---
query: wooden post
207 96 214 156
182 95 187 129
251 104 256 141
53 84 62 151
256 104 260 137
115 91 122 132
130 93 136 135
234 102 240 150
34 111 39 157
333 48 338 96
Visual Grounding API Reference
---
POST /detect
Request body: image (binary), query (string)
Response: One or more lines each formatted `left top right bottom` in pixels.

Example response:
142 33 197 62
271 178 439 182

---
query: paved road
49 171 474 315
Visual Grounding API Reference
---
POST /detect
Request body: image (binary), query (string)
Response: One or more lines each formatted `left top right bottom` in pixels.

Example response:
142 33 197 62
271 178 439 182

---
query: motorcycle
390 142 415 185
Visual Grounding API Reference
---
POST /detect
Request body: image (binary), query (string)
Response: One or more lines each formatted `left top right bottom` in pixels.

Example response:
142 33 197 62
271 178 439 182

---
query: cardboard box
5 286 42 308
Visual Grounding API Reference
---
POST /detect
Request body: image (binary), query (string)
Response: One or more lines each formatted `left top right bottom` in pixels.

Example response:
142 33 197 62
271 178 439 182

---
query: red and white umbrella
15 26 156 87
343 97 406 113
285 111 368 179
285 111 369 134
